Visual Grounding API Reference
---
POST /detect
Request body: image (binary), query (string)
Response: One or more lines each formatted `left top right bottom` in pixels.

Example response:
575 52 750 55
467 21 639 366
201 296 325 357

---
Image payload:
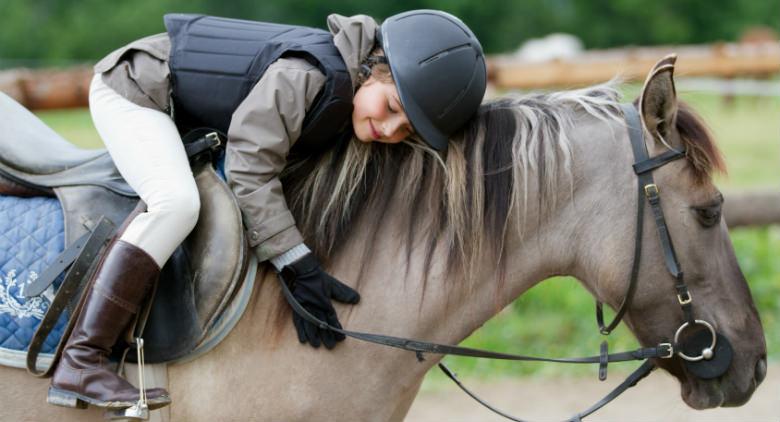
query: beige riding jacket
94 14 378 262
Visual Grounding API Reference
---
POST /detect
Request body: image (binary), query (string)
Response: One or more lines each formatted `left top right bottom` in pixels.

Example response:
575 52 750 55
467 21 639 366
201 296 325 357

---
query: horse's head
572 55 766 409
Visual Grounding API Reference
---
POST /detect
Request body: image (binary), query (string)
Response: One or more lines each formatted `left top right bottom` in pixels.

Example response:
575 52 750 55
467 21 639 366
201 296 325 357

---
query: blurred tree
1 0 778 68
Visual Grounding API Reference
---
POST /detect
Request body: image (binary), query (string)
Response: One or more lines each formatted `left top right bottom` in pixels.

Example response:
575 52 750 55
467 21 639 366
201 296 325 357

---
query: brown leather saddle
0 91 250 366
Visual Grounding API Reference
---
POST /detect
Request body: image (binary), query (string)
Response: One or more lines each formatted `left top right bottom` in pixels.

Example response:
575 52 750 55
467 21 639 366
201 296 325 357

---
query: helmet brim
394 78 449 151
380 25 449 151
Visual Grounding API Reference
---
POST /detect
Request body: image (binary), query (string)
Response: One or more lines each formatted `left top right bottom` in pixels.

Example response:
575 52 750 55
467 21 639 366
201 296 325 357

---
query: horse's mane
280 82 723 288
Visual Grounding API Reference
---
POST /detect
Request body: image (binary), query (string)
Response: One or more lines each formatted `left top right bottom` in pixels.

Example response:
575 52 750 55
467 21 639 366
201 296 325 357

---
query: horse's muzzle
755 356 768 384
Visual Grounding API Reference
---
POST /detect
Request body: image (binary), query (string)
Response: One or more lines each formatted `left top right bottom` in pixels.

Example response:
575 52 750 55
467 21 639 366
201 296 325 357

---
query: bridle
596 103 732 379
278 103 733 421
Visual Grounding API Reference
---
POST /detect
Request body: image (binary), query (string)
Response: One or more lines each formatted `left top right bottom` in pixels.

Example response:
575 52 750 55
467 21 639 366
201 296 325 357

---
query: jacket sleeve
225 58 327 262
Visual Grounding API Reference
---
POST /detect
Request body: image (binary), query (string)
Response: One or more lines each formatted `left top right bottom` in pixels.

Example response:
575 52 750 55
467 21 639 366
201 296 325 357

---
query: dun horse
0 56 766 421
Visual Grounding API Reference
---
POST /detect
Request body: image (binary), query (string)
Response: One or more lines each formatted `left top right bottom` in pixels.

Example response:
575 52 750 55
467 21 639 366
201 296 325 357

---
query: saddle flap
133 165 249 363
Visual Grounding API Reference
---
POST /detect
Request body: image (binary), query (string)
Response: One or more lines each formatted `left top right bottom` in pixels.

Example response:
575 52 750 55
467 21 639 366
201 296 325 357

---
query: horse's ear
651 53 677 73
639 54 678 144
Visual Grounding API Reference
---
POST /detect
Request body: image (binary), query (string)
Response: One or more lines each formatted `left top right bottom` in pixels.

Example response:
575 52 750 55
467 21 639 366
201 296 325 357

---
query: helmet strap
359 55 389 79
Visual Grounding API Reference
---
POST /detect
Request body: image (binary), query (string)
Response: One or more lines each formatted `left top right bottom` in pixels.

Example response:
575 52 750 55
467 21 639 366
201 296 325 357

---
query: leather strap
26 216 116 377
182 128 224 160
279 275 669 422
598 341 608 381
438 359 656 422
22 231 92 298
569 360 656 421
597 104 688 334
633 149 686 175
595 104 647 335
278 275 672 364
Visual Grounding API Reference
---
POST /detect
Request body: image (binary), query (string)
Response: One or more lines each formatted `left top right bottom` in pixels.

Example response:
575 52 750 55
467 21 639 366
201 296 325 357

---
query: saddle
0 91 253 367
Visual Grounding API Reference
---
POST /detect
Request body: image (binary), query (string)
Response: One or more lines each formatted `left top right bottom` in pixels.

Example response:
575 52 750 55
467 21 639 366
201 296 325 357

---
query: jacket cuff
252 225 305 262
269 243 311 270
245 210 297 247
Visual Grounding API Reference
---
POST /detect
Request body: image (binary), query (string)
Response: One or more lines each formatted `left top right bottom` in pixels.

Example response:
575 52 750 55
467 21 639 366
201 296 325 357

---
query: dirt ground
406 364 779 422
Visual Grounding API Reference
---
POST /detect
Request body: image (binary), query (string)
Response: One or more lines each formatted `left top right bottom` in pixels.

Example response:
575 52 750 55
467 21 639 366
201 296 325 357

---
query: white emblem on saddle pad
0 270 52 320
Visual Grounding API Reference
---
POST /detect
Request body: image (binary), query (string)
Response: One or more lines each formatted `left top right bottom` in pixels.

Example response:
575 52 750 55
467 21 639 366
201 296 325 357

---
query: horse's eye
694 205 721 227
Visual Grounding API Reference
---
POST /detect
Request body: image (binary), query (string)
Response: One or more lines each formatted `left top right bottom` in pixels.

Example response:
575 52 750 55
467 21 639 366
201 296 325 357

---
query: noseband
278 103 733 421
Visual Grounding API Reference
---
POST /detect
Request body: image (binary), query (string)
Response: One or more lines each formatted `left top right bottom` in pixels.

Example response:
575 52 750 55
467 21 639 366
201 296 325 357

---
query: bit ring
674 320 717 362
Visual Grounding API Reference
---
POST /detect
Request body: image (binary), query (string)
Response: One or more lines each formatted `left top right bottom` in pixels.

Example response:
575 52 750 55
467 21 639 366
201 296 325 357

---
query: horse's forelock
676 101 727 183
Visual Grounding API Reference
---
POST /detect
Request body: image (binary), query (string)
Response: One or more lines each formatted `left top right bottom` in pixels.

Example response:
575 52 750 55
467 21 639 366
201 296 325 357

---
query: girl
48 10 486 411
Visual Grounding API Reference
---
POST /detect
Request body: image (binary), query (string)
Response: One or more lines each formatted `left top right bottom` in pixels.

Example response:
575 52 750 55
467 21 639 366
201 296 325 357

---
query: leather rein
278 103 732 421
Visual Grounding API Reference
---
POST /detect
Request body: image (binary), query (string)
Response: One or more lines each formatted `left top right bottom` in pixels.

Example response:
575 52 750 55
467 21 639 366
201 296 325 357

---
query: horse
0 55 766 421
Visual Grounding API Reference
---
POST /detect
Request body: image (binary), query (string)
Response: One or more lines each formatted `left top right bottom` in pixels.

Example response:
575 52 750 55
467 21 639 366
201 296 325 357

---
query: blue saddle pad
0 194 68 367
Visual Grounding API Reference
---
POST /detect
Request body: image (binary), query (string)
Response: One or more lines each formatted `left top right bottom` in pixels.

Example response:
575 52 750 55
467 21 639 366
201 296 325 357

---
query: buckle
659 343 674 359
206 131 223 148
677 291 693 305
644 183 659 197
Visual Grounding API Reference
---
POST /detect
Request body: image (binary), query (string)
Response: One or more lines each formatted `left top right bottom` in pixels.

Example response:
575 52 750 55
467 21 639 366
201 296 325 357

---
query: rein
278 103 732 421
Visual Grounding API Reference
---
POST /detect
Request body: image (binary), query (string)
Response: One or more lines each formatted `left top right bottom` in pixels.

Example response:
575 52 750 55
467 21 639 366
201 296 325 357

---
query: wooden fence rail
490 42 780 89
724 190 780 228
0 66 92 110
2 42 780 109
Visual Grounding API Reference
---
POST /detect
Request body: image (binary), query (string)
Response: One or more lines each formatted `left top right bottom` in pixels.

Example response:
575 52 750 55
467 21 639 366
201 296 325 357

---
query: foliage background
1 0 779 68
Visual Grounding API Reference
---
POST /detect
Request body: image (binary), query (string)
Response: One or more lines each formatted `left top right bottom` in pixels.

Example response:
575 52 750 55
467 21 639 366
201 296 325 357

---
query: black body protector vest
164 14 354 156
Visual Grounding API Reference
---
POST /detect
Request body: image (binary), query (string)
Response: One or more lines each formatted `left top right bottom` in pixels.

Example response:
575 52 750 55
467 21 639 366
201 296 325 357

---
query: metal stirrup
105 338 149 420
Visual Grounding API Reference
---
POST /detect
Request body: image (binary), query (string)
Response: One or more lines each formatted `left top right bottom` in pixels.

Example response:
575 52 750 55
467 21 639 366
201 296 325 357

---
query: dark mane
280 84 625 289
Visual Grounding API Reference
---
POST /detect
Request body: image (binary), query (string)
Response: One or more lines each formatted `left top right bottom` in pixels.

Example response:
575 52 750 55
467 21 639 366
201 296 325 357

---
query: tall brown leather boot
48 240 171 410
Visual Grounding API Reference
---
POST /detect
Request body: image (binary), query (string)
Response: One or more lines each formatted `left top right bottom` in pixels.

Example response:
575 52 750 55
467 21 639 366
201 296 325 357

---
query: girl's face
352 76 414 144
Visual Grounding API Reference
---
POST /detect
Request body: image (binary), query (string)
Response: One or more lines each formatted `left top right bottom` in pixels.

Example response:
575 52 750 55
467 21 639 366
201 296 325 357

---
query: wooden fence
489 41 780 89
2 41 779 108
724 191 780 228
0 66 92 110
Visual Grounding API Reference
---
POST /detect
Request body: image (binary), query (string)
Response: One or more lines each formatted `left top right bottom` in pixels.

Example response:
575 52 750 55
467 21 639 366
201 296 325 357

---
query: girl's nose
383 115 407 138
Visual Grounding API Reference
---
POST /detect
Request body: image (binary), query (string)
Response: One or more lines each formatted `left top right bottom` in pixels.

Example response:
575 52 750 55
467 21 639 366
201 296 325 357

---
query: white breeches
89 74 200 267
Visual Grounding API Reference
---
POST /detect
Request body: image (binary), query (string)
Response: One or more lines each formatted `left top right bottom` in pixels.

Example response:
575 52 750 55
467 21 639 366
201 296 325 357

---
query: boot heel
47 387 89 409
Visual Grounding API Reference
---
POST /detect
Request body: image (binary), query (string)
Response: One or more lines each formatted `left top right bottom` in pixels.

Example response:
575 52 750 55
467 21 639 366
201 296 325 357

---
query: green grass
34 89 779 383
34 108 103 149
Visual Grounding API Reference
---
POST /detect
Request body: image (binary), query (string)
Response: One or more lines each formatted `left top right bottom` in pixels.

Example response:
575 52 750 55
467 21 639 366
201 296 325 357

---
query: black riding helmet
378 10 487 151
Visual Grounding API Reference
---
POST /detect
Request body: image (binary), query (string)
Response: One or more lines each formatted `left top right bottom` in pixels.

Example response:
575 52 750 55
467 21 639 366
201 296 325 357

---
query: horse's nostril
755 356 768 384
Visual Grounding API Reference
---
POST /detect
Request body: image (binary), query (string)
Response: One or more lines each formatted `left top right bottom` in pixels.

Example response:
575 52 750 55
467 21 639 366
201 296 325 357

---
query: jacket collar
327 14 379 91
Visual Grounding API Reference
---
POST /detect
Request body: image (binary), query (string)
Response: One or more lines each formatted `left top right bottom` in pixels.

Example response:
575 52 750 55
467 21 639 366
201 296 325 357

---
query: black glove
279 253 360 349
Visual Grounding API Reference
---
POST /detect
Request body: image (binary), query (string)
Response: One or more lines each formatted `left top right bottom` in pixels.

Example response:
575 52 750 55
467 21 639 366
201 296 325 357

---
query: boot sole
47 386 171 410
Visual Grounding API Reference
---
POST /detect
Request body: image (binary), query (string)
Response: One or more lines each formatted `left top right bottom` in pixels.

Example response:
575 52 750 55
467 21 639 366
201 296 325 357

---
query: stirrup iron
105 337 149 420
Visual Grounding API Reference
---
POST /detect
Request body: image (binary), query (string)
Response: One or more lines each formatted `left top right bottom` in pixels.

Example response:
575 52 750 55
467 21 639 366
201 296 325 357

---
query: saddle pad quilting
0 195 68 355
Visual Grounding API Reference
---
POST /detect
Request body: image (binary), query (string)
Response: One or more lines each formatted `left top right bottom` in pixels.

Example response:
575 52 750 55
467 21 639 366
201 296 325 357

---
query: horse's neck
327 113 628 350
177 116 624 421
327 188 572 355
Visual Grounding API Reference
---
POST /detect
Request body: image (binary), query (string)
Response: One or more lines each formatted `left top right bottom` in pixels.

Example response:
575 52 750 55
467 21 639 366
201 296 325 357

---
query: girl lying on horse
47 10 486 412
